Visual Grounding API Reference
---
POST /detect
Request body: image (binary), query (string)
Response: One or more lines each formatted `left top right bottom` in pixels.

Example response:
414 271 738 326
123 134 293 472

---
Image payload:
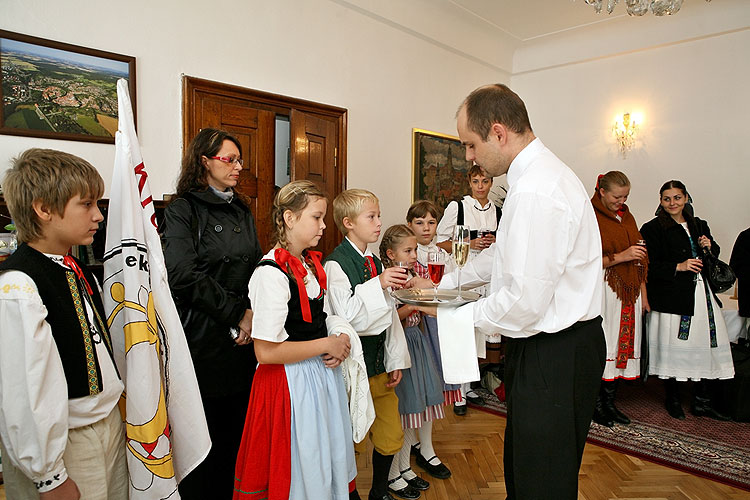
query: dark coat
730 228 750 317
162 189 262 397
640 214 720 316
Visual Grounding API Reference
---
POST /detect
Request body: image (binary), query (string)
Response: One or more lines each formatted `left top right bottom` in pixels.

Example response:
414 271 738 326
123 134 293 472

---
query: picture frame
412 128 473 207
0 30 136 144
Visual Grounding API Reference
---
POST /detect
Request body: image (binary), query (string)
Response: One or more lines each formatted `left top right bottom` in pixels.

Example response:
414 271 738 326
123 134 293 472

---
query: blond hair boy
323 189 412 500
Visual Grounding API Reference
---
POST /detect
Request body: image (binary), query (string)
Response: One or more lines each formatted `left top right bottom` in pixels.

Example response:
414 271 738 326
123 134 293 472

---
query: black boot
602 380 630 425
664 378 685 420
692 380 731 421
592 383 614 427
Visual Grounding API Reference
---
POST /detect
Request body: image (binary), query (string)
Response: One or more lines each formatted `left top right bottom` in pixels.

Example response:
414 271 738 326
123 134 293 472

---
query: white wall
0 0 508 236
512 28 750 252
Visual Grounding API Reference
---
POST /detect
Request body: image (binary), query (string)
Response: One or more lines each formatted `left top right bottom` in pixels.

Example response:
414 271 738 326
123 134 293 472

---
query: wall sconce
613 112 640 158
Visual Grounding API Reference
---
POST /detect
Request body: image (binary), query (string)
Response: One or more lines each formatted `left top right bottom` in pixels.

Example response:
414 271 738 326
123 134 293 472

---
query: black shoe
415 454 452 479
592 394 614 427
692 397 731 421
601 380 630 425
453 403 467 416
410 444 420 457
367 492 396 500
387 478 421 500
465 389 482 405
368 493 397 500
350 490 362 500
401 469 429 491
665 397 685 420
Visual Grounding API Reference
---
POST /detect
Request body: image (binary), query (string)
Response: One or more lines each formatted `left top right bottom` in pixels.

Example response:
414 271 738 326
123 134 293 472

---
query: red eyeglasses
209 155 243 167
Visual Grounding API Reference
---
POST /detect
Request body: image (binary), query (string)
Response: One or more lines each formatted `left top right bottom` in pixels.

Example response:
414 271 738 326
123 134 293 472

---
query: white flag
103 79 211 499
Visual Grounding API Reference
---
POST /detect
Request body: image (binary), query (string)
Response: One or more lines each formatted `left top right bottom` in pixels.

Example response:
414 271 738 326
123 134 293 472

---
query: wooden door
185 91 275 251
290 109 341 255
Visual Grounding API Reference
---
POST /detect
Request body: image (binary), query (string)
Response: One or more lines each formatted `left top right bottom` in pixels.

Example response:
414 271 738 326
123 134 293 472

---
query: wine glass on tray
427 251 444 301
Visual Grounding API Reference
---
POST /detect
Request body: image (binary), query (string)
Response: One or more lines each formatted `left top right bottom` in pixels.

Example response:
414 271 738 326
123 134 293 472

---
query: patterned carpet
469 377 750 491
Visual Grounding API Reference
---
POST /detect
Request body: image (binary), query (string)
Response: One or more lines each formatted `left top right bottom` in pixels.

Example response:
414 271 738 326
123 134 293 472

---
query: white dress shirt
441 138 603 339
0 257 123 492
323 238 410 372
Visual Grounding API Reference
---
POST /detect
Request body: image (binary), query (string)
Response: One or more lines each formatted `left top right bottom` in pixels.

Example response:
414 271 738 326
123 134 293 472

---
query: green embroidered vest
326 241 387 377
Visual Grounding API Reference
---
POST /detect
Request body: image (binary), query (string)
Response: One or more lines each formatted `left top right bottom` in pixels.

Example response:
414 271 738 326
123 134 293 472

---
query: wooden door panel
291 110 339 255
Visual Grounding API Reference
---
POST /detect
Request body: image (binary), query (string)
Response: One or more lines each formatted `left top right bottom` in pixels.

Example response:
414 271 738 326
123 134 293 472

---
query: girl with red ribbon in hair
234 180 358 500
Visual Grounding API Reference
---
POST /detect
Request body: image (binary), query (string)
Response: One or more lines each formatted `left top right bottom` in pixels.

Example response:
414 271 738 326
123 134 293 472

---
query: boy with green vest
0 149 127 500
324 189 412 500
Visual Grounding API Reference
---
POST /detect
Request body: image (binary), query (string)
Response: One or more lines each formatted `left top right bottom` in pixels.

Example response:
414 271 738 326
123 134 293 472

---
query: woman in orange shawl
590 171 649 427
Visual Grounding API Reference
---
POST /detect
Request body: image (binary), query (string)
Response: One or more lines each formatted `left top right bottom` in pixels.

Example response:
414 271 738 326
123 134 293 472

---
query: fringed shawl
591 193 647 306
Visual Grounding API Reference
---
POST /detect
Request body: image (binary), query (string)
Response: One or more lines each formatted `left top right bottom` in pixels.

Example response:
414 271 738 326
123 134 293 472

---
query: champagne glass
452 225 470 299
427 252 444 301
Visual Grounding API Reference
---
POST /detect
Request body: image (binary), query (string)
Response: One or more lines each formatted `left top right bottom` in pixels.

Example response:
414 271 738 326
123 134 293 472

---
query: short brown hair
460 84 532 139
2 149 104 243
332 189 379 235
467 164 490 180
406 200 440 222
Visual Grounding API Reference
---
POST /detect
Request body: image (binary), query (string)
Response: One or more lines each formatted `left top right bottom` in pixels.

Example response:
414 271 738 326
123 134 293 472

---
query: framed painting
0 30 136 144
412 128 472 207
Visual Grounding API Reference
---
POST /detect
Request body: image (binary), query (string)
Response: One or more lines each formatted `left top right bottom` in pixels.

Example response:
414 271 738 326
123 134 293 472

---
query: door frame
182 76 347 192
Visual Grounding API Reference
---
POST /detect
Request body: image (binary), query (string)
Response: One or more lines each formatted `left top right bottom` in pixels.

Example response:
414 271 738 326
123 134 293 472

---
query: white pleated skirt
647 274 735 381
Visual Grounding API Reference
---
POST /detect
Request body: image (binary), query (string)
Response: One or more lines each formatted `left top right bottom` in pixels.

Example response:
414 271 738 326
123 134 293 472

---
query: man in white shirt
432 84 605 499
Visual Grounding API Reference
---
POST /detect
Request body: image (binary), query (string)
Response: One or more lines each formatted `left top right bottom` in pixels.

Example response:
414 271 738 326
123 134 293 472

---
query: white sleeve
323 261 393 336
249 265 291 343
473 191 570 336
0 271 70 492
384 305 411 371
436 201 459 243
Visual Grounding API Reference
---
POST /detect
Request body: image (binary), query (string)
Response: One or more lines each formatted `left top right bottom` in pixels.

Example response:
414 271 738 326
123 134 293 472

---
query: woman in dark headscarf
640 180 734 420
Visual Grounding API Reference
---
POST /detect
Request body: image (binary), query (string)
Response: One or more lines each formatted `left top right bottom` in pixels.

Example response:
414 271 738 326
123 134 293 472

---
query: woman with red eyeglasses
162 128 262 499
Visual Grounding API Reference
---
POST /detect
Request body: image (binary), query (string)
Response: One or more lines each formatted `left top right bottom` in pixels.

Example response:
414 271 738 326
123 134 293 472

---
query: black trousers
503 317 605 500
178 388 251 500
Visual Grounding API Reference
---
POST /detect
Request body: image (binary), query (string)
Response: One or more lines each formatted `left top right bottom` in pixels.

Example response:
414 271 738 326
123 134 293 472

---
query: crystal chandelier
583 0 711 16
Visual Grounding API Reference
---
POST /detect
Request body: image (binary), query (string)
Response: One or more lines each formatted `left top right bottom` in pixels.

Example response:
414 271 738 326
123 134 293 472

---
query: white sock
455 383 469 405
388 452 406 487
417 420 442 464
399 429 416 472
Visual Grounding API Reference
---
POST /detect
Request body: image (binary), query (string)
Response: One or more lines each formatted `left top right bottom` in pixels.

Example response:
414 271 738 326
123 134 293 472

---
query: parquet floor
1 407 748 499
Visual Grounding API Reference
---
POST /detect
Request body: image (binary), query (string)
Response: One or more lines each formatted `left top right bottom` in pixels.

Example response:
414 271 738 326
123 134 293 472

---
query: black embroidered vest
257 259 328 341
0 243 114 398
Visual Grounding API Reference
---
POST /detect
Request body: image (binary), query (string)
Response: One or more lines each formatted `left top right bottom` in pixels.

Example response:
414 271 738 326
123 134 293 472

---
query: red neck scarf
274 248 327 323
63 254 93 295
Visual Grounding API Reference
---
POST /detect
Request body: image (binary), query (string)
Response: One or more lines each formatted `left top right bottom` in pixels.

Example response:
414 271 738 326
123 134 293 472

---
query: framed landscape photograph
412 128 472 207
0 30 135 144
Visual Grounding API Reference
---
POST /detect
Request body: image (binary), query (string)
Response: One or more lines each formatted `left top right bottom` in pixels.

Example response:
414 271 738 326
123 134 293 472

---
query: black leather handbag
702 247 736 294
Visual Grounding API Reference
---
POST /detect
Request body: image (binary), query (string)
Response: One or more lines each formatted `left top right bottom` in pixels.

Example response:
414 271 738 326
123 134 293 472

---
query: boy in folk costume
590 171 649 426
324 189 411 500
0 149 127 500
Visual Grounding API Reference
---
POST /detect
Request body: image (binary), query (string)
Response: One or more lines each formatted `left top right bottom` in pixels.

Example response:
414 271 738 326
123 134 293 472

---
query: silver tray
391 288 480 307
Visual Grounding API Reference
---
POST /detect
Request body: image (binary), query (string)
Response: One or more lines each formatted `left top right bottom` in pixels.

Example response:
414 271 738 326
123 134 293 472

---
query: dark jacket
162 189 262 397
730 228 750 317
640 214 720 316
